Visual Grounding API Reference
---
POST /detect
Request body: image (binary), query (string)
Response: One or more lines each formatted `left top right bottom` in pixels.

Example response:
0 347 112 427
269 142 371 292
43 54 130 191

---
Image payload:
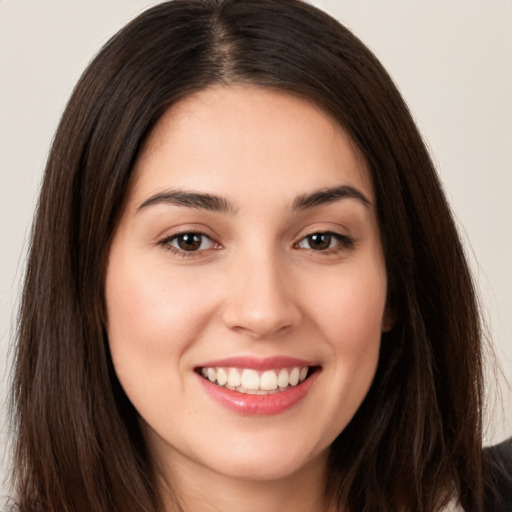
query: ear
381 303 396 333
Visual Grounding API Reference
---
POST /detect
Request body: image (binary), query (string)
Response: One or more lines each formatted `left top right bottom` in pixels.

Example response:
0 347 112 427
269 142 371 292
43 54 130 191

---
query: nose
221 250 302 339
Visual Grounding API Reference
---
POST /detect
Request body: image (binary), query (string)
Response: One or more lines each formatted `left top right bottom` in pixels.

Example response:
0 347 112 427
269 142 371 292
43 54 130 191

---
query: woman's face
106 86 390 484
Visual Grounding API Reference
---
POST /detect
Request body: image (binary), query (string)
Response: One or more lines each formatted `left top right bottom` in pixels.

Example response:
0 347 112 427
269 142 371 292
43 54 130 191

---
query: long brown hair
9 1 490 510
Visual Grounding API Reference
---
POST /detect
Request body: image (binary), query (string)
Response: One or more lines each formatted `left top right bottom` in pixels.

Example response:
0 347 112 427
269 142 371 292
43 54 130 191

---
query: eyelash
158 231 219 258
158 230 354 259
294 231 354 254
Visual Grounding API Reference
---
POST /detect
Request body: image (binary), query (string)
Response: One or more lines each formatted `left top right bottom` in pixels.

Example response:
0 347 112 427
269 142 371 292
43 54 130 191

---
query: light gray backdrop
1 0 511 497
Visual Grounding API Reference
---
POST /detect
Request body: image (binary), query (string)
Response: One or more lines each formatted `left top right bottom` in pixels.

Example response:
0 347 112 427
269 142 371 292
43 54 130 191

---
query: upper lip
196 356 318 371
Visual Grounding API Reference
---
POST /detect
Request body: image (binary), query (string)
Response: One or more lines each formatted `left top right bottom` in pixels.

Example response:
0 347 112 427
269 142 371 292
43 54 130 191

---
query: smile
199 366 310 394
195 358 320 415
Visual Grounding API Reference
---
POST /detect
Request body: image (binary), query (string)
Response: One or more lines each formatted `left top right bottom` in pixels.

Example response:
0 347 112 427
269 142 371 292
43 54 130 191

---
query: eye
160 232 218 253
295 232 353 252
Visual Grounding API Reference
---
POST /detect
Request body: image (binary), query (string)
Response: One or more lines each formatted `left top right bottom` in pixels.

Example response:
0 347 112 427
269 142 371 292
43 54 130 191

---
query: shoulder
485 437 512 512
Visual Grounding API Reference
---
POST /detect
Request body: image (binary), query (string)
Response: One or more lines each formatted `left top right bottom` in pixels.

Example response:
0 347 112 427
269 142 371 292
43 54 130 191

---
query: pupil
178 234 201 251
309 233 330 250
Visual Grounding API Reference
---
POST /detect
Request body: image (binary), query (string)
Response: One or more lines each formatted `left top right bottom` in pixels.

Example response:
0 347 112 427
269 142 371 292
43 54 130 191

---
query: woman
8 0 511 511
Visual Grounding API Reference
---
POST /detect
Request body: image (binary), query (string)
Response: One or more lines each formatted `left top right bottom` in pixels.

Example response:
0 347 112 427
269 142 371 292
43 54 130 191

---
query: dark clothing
485 437 512 511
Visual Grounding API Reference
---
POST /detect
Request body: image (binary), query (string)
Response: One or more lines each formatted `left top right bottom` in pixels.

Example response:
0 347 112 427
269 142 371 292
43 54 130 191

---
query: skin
105 85 391 512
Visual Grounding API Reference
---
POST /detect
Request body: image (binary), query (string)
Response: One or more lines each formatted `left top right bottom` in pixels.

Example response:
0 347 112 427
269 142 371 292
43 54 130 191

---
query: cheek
308 262 387 349
104 253 218 386
302 258 386 420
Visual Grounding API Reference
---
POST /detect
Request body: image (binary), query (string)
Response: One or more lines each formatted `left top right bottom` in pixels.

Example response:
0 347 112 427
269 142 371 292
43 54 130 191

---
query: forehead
129 85 374 209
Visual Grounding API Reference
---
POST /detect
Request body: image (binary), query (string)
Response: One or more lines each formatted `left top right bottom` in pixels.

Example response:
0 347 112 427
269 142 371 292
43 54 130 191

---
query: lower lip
198 371 318 415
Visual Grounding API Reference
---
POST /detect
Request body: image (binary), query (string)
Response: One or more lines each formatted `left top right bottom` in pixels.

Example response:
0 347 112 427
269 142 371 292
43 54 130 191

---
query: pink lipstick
196 356 319 415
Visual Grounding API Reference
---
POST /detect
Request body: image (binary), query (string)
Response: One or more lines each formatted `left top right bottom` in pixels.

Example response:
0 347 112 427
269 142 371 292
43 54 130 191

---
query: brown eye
307 233 332 251
176 233 203 251
162 232 216 253
296 232 354 252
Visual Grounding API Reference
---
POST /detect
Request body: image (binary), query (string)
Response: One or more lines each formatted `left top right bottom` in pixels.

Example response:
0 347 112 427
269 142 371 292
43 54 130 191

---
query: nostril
221 303 302 339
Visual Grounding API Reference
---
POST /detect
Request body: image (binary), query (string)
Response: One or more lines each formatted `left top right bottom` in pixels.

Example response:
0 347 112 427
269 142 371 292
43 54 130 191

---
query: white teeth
227 368 241 387
289 367 300 386
260 370 278 391
241 369 260 390
216 368 228 386
277 368 289 388
200 365 311 394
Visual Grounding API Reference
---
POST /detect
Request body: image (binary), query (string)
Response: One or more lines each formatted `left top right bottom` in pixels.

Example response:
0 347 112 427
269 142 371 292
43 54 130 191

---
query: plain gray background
1 0 511 495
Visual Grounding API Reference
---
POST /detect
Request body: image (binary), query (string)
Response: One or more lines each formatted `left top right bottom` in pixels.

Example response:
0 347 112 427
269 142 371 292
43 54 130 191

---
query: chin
205 447 326 482
191 424 332 483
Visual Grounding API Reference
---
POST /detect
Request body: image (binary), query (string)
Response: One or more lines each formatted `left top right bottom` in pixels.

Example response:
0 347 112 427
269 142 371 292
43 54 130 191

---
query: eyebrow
292 185 371 211
137 190 237 214
137 184 371 215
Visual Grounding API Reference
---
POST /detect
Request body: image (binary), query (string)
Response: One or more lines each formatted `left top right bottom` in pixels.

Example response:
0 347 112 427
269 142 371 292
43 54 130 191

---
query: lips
196 357 319 415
